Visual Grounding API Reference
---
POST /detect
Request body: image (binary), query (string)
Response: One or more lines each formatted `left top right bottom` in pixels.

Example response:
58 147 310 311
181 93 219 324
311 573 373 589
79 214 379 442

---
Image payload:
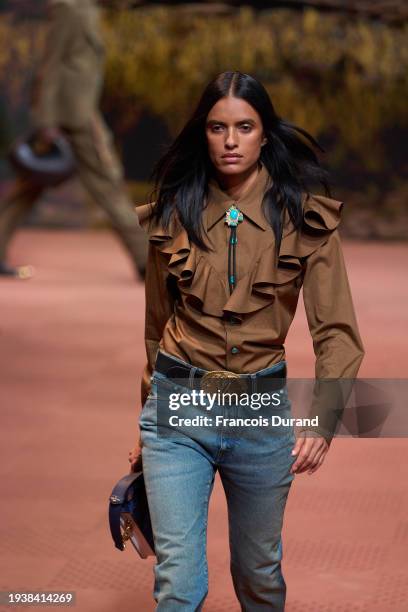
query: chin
216 163 249 175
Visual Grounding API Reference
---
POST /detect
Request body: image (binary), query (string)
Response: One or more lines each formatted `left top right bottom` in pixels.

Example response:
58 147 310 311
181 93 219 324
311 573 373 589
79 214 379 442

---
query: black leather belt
154 350 287 395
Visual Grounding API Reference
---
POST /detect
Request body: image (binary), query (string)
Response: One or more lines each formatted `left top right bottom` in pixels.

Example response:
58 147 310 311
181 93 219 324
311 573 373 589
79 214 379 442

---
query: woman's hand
290 433 329 475
38 126 63 145
128 446 143 473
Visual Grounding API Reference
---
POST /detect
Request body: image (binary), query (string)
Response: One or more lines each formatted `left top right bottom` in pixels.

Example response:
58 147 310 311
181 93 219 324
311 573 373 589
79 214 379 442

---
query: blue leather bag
108 471 155 558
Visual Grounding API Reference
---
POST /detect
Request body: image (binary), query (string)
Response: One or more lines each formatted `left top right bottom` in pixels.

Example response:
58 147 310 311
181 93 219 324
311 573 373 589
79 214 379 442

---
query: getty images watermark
143 376 408 441
153 388 319 431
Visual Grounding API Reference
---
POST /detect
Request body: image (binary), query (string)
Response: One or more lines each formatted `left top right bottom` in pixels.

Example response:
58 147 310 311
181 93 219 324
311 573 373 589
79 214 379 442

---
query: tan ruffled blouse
136 164 364 439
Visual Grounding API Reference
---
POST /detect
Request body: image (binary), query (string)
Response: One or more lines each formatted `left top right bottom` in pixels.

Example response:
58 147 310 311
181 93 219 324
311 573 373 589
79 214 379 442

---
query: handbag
108 471 155 558
8 132 76 187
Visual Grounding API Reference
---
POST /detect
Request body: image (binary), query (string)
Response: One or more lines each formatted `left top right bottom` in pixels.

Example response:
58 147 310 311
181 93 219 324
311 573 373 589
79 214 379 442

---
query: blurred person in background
0 0 147 280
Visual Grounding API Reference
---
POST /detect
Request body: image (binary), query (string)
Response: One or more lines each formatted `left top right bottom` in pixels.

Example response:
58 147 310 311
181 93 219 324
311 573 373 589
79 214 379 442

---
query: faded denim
139 356 296 611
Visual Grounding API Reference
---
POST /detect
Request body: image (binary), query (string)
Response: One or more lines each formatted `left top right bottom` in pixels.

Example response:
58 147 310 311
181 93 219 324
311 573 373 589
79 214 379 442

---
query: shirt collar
204 163 273 232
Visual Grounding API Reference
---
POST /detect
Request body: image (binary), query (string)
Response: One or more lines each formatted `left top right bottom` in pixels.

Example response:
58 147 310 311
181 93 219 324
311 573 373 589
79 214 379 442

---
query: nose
225 127 239 149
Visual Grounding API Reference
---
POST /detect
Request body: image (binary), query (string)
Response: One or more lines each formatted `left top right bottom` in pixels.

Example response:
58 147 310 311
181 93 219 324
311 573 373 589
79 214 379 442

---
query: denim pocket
139 380 159 426
140 370 187 425
151 370 191 397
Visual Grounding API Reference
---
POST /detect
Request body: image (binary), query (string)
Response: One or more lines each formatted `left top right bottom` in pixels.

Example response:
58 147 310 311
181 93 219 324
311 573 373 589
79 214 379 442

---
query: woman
129 71 364 611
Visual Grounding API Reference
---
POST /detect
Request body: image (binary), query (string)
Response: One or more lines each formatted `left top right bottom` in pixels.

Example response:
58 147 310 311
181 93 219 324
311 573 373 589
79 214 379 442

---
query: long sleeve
141 242 176 408
31 3 76 129
301 229 365 443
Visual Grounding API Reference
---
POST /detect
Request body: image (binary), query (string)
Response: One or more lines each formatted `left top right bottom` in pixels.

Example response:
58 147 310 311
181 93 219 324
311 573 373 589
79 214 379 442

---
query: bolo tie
225 204 244 294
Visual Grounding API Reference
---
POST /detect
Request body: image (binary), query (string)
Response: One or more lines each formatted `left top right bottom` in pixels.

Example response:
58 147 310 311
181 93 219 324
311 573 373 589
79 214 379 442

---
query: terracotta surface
1 228 407 611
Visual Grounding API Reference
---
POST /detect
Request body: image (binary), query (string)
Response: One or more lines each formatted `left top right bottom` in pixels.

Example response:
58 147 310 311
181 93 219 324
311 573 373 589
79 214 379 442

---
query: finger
296 440 328 474
291 434 306 458
307 457 324 475
307 448 328 474
290 438 305 473
304 447 327 475
301 441 323 471
293 437 327 473
291 437 314 473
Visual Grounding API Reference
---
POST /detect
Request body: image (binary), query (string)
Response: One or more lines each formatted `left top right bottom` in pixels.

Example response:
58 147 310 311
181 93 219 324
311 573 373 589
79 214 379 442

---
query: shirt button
231 347 240 354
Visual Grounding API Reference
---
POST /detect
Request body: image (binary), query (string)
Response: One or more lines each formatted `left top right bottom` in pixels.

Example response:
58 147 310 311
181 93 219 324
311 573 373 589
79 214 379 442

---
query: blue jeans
139 354 296 611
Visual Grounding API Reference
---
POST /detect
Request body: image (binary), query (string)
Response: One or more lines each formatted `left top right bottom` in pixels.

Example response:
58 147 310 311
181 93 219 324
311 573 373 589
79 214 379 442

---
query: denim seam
201 473 214 594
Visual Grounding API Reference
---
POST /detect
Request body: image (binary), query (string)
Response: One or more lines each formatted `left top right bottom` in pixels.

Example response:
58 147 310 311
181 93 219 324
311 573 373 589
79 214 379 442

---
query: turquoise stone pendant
225 204 243 294
225 204 243 227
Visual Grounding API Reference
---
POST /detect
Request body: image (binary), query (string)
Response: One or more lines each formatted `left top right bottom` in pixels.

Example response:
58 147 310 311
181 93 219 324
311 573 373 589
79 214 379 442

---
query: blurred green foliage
100 7 407 165
2 8 406 142
0 6 407 232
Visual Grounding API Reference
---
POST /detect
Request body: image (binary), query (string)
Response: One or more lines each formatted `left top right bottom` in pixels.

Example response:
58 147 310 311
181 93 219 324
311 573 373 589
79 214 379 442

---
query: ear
261 137 268 147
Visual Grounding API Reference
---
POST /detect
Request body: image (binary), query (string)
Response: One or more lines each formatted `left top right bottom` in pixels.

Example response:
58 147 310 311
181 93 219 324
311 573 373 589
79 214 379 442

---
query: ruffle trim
135 193 343 319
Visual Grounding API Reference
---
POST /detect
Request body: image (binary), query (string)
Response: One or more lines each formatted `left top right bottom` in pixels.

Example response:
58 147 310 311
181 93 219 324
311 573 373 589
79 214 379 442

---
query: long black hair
149 71 331 253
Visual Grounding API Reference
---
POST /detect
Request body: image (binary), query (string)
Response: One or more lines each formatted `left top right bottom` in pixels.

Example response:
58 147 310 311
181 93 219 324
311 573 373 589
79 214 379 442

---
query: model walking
129 71 364 610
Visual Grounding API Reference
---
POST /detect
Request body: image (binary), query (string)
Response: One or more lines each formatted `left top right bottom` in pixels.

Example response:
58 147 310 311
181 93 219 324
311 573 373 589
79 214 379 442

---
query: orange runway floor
1 229 407 611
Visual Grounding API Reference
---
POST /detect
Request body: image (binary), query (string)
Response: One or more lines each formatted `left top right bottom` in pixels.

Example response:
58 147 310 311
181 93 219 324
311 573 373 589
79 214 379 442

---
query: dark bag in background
108 471 155 558
8 132 76 187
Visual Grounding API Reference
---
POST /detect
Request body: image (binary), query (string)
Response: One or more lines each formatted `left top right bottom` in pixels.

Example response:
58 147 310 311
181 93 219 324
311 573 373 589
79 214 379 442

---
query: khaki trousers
0 112 148 276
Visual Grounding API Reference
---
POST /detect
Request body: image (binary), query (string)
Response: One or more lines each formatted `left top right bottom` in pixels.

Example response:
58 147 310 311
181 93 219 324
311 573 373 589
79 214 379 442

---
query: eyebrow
206 118 257 126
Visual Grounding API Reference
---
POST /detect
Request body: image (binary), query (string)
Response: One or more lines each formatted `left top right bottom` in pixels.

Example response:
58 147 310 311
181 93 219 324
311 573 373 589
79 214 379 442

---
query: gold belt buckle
200 370 247 395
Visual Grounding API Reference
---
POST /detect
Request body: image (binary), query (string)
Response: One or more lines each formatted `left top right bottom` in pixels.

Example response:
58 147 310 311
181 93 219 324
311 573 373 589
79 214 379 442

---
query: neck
214 161 261 201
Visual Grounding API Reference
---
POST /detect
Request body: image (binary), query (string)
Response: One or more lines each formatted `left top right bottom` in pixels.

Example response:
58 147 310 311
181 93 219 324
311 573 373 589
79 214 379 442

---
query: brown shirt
136 164 365 438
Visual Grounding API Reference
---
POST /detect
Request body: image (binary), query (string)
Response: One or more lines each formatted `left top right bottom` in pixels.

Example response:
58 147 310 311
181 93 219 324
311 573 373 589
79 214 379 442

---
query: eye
239 124 253 132
210 124 224 133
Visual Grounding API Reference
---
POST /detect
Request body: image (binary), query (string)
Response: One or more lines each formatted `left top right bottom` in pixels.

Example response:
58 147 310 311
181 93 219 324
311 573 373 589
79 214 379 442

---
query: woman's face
205 96 267 178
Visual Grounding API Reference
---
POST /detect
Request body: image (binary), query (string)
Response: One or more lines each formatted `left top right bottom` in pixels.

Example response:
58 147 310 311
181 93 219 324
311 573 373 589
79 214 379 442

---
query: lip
221 154 242 158
221 155 242 163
